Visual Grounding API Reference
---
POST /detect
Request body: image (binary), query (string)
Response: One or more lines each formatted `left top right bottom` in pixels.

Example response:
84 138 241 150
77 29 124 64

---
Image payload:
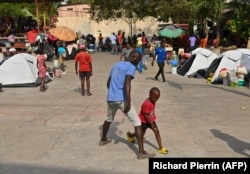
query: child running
126 87 168 154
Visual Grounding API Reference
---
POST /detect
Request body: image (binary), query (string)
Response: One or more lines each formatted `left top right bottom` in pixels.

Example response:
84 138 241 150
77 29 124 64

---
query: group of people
36 32 170 159
99 49 169 159
36 40 93 95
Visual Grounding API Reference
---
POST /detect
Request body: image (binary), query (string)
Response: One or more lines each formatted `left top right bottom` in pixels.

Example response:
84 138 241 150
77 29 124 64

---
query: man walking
151 41 169 82
99 50 155 159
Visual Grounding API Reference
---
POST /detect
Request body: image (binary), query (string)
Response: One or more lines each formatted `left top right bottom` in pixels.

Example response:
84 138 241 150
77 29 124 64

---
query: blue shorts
79 71 92 80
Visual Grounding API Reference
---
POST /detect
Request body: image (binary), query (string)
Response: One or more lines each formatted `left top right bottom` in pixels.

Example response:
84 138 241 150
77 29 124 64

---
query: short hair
149 87 160 95
129 49 140 58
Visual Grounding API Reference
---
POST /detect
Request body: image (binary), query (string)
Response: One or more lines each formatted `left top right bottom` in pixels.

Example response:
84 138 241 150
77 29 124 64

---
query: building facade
56 3 160 39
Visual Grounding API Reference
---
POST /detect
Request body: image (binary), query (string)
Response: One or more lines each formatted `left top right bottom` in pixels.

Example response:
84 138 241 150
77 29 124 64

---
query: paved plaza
0 52 250 174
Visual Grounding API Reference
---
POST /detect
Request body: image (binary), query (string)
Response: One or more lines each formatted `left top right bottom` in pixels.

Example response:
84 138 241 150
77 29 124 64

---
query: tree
191 0 226 47
146 0 193 24
226 0 250 46
86 0 192 23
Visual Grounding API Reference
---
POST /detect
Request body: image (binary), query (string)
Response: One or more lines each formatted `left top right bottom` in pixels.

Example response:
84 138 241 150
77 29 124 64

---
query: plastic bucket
238 80 245 86
53 60 59 67
171 66 177 74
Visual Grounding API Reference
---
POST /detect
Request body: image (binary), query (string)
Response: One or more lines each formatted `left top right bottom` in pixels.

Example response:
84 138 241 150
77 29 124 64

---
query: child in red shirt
127 87 168 154
75 44 92 96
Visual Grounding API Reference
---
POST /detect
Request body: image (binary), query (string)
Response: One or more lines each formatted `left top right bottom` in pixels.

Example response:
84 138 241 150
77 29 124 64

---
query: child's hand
124 101 131 113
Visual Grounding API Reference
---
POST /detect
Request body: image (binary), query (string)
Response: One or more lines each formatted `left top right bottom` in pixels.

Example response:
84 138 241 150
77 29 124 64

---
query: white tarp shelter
0 53 50 87
177 48 217 77
185 48 217 76
211 49 250 82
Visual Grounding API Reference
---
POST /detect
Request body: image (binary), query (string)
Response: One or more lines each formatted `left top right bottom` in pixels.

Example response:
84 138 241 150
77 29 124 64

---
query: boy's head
129 50 141 66
149 87 160 104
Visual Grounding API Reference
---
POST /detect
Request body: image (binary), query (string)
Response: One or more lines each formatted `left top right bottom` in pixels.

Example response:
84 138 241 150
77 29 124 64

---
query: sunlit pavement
0 52 249 174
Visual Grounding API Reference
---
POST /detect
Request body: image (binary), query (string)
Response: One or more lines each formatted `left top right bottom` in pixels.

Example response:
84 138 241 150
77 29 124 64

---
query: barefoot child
36 49 47 92
127 87 168 154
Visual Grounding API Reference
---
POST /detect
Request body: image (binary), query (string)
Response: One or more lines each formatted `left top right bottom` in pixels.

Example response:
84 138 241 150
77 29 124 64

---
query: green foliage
226 0 250 41
88 0 193 23
0 3 34 17
0 2 57 28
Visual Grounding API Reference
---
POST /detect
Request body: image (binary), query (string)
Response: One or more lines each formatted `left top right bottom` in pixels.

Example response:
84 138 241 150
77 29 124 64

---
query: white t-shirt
109 34 117 45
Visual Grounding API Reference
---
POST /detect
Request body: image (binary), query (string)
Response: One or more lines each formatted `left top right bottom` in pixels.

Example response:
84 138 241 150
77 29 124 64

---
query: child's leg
152 126 163 149
40 77 45 91
81 77 85 96
86 76 92 96
42 77 46 89
151 122 168 154
127 123 147 143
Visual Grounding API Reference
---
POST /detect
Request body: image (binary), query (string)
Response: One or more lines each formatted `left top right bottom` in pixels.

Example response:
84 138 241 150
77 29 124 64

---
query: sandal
126 131 135 143
81 92 85 96
87 92 92 96
157 147 169 154
98 139 112 146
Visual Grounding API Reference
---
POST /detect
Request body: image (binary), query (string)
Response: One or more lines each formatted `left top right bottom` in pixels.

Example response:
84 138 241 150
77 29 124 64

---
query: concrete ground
0 52 250 174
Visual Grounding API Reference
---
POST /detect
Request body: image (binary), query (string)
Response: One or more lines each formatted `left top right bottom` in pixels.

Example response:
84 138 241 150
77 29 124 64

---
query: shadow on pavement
211 129 250 158
0 162 119 174
98 121 138 155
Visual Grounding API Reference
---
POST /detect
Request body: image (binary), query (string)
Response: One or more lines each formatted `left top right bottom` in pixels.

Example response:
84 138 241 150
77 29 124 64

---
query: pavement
0 52 250 174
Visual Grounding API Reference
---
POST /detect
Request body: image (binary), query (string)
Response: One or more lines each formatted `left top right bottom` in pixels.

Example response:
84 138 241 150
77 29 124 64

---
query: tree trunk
215 21 220 48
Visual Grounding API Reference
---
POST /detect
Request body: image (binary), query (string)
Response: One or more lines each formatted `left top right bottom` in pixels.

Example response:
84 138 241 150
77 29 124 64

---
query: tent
206 49 250 83
177 48 217 78
0 53 51 87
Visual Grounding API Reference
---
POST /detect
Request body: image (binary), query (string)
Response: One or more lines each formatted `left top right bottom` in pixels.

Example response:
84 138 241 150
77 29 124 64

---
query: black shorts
79 71 92 80
141 122 157 133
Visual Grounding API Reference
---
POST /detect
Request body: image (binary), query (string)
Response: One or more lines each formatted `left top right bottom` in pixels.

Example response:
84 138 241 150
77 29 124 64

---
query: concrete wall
57 4 160 40
56 16 159 40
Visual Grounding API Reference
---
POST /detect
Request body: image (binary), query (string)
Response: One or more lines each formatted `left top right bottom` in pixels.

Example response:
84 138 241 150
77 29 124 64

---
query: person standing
57 42 66 74
75 44 92 96
36 49 48 92
189 33 197 51
136 33 143 48
119 42 134 61
99 50 155 160
126 87 168 155
142 32 148 48
136 45 143 73
142 43 151 70
117 31 123 53
97 33 104 51
151 41 168 82
109 32 117 54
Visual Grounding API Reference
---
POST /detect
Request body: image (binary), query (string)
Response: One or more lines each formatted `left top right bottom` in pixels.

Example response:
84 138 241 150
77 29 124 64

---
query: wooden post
43 0 46 31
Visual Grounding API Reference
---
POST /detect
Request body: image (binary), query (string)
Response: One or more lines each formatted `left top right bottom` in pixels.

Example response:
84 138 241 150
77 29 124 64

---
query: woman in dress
36 49 48 92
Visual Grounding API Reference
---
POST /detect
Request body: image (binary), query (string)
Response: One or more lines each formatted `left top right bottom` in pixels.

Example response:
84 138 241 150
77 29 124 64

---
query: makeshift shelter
206 49 250 83
177 48 217 78
0 53 51 87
